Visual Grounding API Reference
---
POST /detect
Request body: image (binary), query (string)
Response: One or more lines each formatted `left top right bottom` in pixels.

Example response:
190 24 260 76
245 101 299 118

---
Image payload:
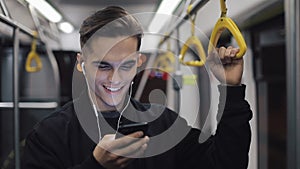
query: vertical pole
174 28 182 113
13 27 20 169
285 0 300 168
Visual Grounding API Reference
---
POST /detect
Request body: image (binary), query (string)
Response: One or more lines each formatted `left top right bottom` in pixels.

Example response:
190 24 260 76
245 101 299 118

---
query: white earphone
81 62 86 76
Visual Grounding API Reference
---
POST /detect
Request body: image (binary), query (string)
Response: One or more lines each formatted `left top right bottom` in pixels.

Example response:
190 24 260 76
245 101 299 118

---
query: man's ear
76 53 83 72
137 53 147 67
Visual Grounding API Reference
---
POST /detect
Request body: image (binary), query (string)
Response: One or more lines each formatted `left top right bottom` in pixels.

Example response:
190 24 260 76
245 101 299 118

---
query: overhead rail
158 0 210 47
0 14 42 39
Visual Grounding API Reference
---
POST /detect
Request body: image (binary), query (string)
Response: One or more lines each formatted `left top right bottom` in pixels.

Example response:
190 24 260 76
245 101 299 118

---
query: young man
22 6 252 169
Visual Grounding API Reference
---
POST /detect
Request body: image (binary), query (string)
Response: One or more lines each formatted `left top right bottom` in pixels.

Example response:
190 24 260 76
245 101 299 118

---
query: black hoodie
22 85 252 169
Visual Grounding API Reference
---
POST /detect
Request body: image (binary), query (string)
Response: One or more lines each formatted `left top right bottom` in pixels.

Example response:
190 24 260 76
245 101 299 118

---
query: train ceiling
51 0 159 30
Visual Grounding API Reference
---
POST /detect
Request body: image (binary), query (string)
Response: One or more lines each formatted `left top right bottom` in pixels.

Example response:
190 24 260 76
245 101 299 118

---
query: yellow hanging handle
208 0 247 58
179 5 206 67
154 41 175 73
26 31 42 72
179 36 206 66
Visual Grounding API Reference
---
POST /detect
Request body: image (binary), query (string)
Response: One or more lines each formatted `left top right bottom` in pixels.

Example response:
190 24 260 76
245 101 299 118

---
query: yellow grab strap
26 31 42 72
208 0 247 58
179 35 206 66
208 17 247 58
154 50 175 73
220 0 227 17
179 4 206 67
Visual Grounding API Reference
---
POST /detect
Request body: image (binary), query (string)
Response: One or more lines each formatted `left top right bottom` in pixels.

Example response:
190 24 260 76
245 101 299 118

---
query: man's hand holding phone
116 122 149 139
93 124 149 169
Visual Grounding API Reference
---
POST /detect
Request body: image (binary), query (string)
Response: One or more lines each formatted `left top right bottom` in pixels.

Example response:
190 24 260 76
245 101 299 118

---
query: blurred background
0 0 299 169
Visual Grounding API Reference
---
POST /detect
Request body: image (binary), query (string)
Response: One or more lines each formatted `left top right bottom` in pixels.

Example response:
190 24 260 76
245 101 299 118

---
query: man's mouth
103 86 122 92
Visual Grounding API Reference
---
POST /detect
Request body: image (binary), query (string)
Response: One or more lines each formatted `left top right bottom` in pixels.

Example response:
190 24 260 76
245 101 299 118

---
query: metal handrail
0 14 41 40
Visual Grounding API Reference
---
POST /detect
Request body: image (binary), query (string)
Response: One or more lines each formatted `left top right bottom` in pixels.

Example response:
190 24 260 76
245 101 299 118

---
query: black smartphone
116 122 148 138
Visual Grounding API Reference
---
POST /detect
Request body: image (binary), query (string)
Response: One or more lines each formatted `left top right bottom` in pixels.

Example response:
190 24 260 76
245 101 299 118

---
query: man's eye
120 63 135 71
98 65 111 70
120 66 133 70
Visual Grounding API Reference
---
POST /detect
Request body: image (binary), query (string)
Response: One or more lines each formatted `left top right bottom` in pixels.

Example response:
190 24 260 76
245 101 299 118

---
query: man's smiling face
81 36 143 111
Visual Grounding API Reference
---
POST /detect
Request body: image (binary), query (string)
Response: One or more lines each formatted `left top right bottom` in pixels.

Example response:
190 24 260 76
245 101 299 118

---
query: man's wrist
218 84 246 102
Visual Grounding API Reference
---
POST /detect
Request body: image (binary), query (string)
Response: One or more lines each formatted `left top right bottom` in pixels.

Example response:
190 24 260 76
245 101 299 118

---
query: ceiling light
25 0 62 23
58 22 74 33
148 0 182 33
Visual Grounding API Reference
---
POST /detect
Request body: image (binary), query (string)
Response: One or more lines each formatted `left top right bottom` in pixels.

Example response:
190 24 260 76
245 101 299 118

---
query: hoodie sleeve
175 84 252 169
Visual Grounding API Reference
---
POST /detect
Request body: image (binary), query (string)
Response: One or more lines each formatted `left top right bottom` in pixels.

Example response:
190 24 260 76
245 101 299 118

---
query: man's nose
108 69 122 84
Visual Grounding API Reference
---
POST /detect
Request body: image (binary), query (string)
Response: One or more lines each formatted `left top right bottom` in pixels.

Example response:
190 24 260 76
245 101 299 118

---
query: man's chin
104 99 122 109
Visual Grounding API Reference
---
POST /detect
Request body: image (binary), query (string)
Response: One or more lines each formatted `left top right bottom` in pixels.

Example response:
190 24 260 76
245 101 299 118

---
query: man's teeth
105 86 121 92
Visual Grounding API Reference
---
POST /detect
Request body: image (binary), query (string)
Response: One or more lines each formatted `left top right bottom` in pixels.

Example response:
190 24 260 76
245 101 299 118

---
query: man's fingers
109 136 148 168
127 143 148 158
113 136 149 157
217 46 240 58
225 46 233 56
219 47 240 64
208 46 241 66
121 143 148 159
99 134 119 150
218 47 226 59
112 131 144 149
102 134 117 141
94 133 149 169
230 48 240 57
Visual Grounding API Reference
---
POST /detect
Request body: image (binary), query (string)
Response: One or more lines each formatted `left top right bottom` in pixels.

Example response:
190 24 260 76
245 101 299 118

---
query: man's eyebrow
91 59 136 66
121 60 136 65
92 61 111 66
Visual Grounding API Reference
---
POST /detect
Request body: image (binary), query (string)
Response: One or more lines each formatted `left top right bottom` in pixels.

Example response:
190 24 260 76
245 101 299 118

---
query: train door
251 14 287 169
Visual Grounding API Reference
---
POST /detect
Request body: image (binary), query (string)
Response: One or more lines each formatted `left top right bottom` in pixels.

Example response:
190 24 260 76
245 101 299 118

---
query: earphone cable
115 82 133 138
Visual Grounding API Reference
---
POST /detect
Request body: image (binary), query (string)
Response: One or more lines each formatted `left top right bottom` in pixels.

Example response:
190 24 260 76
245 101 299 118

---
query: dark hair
79 6 143 51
